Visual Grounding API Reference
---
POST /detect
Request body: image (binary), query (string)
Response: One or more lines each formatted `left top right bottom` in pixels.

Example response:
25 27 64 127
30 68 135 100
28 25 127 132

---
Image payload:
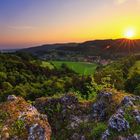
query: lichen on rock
0 95 51 140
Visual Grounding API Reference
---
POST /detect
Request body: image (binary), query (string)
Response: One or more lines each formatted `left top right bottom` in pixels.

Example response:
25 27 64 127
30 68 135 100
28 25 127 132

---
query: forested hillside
20 39 140 59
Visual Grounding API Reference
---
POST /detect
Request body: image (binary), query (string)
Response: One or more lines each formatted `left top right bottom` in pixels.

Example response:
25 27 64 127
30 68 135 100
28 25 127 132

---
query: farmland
50 61 98 75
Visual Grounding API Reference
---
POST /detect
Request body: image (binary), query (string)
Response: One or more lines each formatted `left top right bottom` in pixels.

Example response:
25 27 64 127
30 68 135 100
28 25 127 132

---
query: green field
50 61 97 75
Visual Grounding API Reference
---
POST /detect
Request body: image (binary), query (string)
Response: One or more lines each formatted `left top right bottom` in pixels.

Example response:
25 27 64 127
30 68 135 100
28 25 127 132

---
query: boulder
7 95 17 101
28 124 48 140
120 96 136 107
92 91 112 120
35 94 92 140
101 94 140 140
0 95 51 140
132 109 140 124
108 113 129 132
102 129 110 140
71 133 86 140
115 135 140 140
60 94 78 105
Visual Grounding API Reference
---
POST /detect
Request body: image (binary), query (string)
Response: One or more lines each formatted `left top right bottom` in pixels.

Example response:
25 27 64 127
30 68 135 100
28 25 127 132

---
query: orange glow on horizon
1 21 140 46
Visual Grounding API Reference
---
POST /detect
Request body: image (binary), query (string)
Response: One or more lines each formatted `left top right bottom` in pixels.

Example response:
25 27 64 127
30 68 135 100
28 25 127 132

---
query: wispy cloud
117 0 127 4
116 0 140 4
8 25 35 30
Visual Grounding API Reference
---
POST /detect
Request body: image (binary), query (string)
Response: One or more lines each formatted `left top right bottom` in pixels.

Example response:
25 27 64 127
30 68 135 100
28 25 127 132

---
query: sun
124 28 135 39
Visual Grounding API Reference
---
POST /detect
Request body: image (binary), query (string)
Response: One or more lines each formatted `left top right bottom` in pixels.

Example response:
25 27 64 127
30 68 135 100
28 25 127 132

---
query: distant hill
20 39 140 58
20 43 78 54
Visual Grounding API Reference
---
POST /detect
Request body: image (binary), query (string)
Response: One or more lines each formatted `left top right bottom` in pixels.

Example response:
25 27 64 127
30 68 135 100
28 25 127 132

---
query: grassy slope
50 61 97 75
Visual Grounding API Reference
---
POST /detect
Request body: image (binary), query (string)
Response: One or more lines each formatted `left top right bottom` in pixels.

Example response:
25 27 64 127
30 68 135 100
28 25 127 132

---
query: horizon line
1 37 140 50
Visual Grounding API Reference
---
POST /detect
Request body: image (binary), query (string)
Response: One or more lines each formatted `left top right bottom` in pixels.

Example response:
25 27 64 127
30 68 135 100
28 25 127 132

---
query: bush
90 122 107 139
2 82 13 90
11 119 25 136
134 84 140 95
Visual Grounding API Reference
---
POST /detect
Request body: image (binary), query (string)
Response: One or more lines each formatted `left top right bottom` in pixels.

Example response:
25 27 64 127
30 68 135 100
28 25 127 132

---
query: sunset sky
0 0 140 49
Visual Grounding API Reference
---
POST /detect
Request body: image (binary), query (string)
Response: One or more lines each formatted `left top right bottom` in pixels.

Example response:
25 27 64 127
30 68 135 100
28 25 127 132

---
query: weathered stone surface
115 134 140 140
92 91 112 121
34 91 140 140
108 113 129 131
60 94 78 105
28 124 48 140
133 109 140 124
35 94 92 140
68 115 90 129
7 95 17 101
0 95 51 140
102 94 140 140
120 96 135 107
102 129 110 140
71 133 86 140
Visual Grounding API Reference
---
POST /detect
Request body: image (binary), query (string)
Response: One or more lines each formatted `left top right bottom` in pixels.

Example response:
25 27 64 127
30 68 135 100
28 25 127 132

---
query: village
39 50 111 66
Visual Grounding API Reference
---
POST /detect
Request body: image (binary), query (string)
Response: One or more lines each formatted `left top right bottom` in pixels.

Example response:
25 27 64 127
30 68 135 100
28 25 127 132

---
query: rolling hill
20 39 140 58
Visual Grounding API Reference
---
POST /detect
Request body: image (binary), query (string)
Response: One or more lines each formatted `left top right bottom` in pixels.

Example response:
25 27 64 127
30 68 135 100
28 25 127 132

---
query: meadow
49 61 97 75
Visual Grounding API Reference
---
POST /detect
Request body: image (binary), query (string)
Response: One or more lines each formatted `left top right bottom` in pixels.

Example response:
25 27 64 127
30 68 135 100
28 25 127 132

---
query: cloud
116 0 140 4
117 0 127 4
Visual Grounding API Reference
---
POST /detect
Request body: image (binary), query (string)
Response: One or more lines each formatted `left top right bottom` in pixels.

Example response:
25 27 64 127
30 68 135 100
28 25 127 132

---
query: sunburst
124 28 136 39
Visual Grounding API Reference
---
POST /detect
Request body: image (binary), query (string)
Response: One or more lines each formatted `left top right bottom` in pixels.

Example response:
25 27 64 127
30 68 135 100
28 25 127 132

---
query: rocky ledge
0 95 51 140
35 90 140 140
0 90 139 140
102 94 140 140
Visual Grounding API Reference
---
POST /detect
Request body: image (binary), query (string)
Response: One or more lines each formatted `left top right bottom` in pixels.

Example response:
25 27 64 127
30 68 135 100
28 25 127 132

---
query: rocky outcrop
133 109 140 124
118 135 140 140
92 91 113 121
7 95 17 101
71 133 86 140
102 95 140 140
35 93 93 140
108 109 129 132
0 95 51 140
35 91 140 140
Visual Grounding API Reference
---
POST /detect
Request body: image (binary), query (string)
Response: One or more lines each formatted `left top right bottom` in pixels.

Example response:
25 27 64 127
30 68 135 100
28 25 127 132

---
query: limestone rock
108 113 129 131
92 91 112 121
0 96 51 140
102 94 140 140
7 95 17 101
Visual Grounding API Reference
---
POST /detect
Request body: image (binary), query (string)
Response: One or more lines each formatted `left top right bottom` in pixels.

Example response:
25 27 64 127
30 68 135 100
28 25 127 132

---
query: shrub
11 119 25 136
90 122 107 139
